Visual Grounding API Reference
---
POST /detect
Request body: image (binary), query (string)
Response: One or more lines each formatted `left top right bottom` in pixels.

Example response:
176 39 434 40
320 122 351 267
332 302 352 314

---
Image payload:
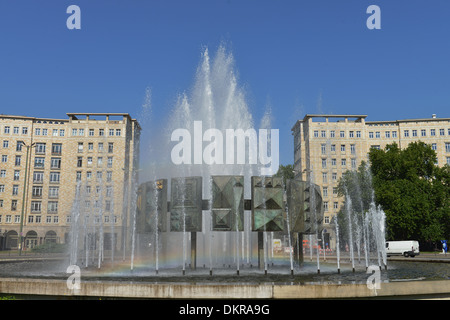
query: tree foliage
368 142 450 242
274 164 295 187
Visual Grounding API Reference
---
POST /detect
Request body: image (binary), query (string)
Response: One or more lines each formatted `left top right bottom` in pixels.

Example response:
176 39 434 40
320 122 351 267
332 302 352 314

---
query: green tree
369 141 450 242
274 164 295 187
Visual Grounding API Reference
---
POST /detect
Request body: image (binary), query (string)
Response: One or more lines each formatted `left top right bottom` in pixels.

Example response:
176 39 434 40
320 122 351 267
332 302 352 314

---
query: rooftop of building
292 114 450 131
1 113 140 127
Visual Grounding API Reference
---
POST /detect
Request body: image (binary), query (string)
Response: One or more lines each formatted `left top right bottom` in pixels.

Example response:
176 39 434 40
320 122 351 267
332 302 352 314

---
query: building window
330 131 335 138
13 127 19 134
392 131 397 138
332 173 337 181
340 131 345 138
445 143 450 153
116 129 121 136
385 131 390 138
89 129 95 136
350 144 355 154
330 144 336 152
447 157 450 165
15 155 21 166
33 171 44 183
97 157 103 166
369 132 374 138
431 129 436 136
16 141 23 152
49 186 59 198
1 155 7 163
31 201 41 212
108 143 114 153
321 130 326 138
322 159 327 169
99 129 105 136
32 186 43 198
421 129 426 137
12 185 19 196
78 142 84 153
51 143 62 155
334 202 339 209
331 158 336 166
2 140 8 148
77 157 83 167
109 129 115 136
322 172 327 183
35 143 46 154
107 157 113 168
404 130 409 137
375 131 380 138
48 201 58 213
341 145 346 152
106 171 112 182
76 171 82 182
349 131 354 138
323 187 328 197
0 170 5 177
60 129 65 136
351 158 357 169
440 129 445 136
79 128 85 136
341 159 346 167
323 202 328 212
34 157 45 168
98 143 104 152
313 130 319 138
51 158 61 169
432 143 437 151
11 200 17 211
321 144 326 155
72 129 77 136
4 126 10 134
0 185 4 193
50 172 60 183
412 130 417 137
356 131 361 138
14 170 20 181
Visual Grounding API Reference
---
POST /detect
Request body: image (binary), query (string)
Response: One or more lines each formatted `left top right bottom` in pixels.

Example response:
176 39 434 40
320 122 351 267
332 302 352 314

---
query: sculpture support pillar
190 232 197 270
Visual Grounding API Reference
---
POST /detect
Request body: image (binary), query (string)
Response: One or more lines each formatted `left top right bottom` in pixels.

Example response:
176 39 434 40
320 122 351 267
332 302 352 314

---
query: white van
386 241 420 257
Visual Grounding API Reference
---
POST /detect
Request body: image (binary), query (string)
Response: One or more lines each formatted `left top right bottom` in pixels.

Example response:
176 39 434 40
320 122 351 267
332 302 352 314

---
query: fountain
2 45 431 301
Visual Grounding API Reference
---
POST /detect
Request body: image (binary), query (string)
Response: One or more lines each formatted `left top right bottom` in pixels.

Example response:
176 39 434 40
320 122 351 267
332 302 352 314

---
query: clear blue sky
1 1 449 165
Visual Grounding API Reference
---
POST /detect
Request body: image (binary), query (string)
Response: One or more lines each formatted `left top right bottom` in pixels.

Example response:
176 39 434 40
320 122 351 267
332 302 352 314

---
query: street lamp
19 142 35 256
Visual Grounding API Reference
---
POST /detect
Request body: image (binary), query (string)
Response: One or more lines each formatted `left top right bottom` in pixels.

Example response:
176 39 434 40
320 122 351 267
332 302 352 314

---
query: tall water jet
344 189 355 272
334 215 341 273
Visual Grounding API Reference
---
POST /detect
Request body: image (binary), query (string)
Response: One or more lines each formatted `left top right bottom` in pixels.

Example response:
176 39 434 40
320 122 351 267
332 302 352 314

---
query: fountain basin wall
0 277 449 299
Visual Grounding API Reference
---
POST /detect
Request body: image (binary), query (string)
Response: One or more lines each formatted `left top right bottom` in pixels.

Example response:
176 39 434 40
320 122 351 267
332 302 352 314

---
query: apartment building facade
0 113 140 252
292 114 450 248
